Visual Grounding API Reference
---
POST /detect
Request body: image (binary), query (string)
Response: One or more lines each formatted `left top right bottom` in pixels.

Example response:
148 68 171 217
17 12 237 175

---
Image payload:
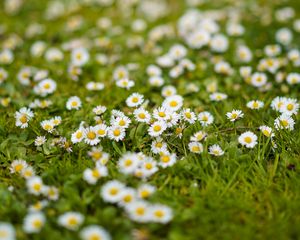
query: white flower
58 212 84 231
237 45 252 62
198 111 214 126
190 131 207 142
34 78 57 96
188 142 203 154
275 28 293 45
151 138 168 154
148 76 164 87
246 100 264 110
23 212 46 233
71 48 89 66
226 109 244 122
286 73 300 85
210 34 228 53
118 152 140 175
149 204 173 224
159 153 177 168
181 108 197 124
71 128 85 144
0 222 15 240
138 158 158 178
112 116 131 129
15 107 34 128
116 78 135 89
146 64 162 77
80 225 111 240
279 98 299 115
100 180 125 203
40 120 55 133
107 126 126 142
66 96 82 110
274 114 295 131
162 95 183 111
126 93 144 107
208 144 224 156
259 125 274 137
169 44 187 60
113 66 129 80
162 85 177 97
238 131 258 148
148 121 167 137
45 48 63 62
0 68 8 84
43 186 59 201
118 187 137 206
95 124 108 138
93 105 107 115
125 200 150 223
86 82 104 91
26 176 44 196
271 96 287 111
210 92 228 102
10 159 28 174
84 126 100 146
21 166 35 179
134 108 151 123
186 29 210 49
250 72 267 87
83 166 108 184
137 184 156 199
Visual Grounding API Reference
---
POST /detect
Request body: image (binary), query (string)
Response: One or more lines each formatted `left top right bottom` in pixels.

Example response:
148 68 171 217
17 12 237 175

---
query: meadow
0 0 300 239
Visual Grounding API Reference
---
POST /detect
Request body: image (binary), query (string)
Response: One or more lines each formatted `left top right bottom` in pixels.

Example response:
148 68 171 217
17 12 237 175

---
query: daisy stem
133 122 140 142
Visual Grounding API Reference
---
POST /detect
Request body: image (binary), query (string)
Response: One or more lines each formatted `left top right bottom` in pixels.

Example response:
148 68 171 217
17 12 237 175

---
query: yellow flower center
109 188 118 195
15 164 23 172
138 113 146 119
33 219 42 228
68 217 78 226
136 207 145 216
132 97 139 103
153 125 161 132
98 129 106 135
169 101 178 107
76 131 83 139
113 129 120 136
154 210 164 218
287 104 294 111
33 183 41 192
20 114 27 123
145 163 153 170
87 131 96 140
124 159 132 167
161 155 170 163
244 137 252 144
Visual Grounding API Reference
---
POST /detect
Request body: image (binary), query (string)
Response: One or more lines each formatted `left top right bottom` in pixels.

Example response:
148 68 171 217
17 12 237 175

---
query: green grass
0 0 300 239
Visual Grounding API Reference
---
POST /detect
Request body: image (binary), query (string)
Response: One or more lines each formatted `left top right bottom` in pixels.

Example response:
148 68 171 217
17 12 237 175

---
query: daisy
274 114 295 131
23 212 46 234
83 166 108 185
162 95 183 111
169 44 187 60
162 85 177 97
26 176 44 196
40 120 55 133
44 186 59 201
93 105 107 115
118 187 137 207
246 100 264 110
116 78 135 89
34 136 46 146
137 184 156 199
118 152 140 174
71 48 89 66
271 96 287 111
151 138 168 154
95 124 108 138
190 131 207 142
238 131 258 148
286 73 300 85
158 153 177 168
29 200 49 213
210 92 228 101
148 121 167 137
126 93 144 107
10 159 28 174
101 180 125 203
259 125 274 137
15 107 34 128
148 76 164 87
108 126 126 142
84 126 100 146
0 222 15 240
86 82 104 91
226 109 244 122
51 116 62 126
279 98 299 115
149 204 173 224
250 72 267 87
21 166 35 179
113 66 129 80
66 96 82 110
35 78 57 96
139 158 159 178
58 212 84 231
188 142 203 154
80 225 111 240
181 108 197 124
125 200 150 223
198 111 214 126
208 144 224 156
113 116 131 129
134 108 151 123
146 64 162 77
153 107 172 121
71 128 85 144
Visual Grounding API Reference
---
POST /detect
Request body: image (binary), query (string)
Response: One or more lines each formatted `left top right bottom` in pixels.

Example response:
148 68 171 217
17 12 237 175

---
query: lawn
0 0 300 239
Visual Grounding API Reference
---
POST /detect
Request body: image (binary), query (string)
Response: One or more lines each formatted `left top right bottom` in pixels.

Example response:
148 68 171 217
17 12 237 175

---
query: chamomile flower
125 200 150 223
208 144 224 156
34 136 46 146
226 109 244 122
149 204 173 224
190 131 207 142
246 100 264 110
198 111 214 126
153 107 171 121
250 72 267 87
43 186 59 201
80 225 111 240
139 158 159 178
83 166 108 184
148 76 164 87
158 153 177 168
23 212 46 234
137 184 156 199
118 187 137 207
71 128 85 143
238 131 258 148
93 105 107 115
26 176 44 196
181 108 197 124
162 85 177 97
66 96 82 110
71 48 89 66
50 116 62 126
15 107 34 128
286 73 300 85
84 126 100 146
210 92 228 102
116 78 135 89
271 96 287 111
274 114 295 131
279 98 299 115
162 95 183 111
21 166 35 179
126 93 144 107
113 66 129 80
101 180 125 203
58 212 84 231
10 159 28 174
188 142 203 154
146 64 162 77
113 116 131 129
86 82 104 91
108 125 126 141
259 125 274 137
148 121 167 137
34 78 57 96
0 222 15 240
151 138 168 154
134 108 151 123
118 152 140 174
95 124 108 138
29 201 49 213
40 120 55 133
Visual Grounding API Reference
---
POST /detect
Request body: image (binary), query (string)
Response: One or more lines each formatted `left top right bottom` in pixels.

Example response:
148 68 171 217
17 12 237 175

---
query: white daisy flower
40 120 55 133
149 204 173 224
95 124 108 138
274 114 295 131
125 200 150 223
210 92 228 102
23 212 46 234
148 121 167 137
57 212 84 231
66 96 82 110
190 131 207 142
181 108 197 124
226 109 244 122
198 111 214 126
21 166 35 179
162 85 177 97
116 78 135 89
259 125 274 137
246 100 264 110
0 222 15 240
80 225 111 240
250 72 267 87
100 180 125 203
137 184 156 199
279 98 299 115
208 144 224 156
118 152 140 174
93 105 107 115
118 187 137 207
15 107 34 128
148 76 164 87
134 108 151 123
84 126 100 146
188 142 203 154
71 128 85 143
108 126 126 142
238 131 258 148
162 95 183 111
126 93 144 107
71 48 89 66
10 159 28 174
26 176 44 196
158 153 177 168
83 166 108 185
